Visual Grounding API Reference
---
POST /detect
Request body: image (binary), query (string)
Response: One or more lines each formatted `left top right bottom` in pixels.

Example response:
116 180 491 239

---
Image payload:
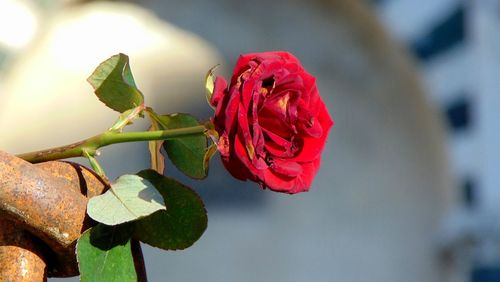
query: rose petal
258 113 295 139
262 128 292 148
263 159 320 194
273 73 304 92
262 128 296 158
220 87 241 135
237 104 254 157
234 130 265 178
235 104 268 171
240 74 257 110
211 76 228 108
292 101 333 162
251 85 265 157
270 159 303 177
264 142 288 158
299 116 323 138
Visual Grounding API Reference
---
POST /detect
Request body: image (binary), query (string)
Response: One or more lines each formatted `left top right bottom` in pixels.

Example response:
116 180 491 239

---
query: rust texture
35 161 107 199
0 150 109 278
0 150 88 249
0 150 147 279
0 217 47 281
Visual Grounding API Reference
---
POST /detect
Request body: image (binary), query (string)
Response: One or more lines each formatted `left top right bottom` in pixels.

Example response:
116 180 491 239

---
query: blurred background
0 0 499 281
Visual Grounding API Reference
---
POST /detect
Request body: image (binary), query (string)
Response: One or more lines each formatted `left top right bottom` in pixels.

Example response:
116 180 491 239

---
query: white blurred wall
379 0 500 281
0 1 451 282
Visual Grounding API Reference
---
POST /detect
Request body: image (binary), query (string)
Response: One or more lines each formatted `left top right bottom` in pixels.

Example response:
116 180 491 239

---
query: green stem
17 125 207 163
82 149 106 178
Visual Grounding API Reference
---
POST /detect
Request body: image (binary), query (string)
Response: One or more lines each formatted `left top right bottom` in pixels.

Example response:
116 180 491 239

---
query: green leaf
77 224 137 282
133 170 207 250
88 53 144 113
155 113 208 179
87 174 166 226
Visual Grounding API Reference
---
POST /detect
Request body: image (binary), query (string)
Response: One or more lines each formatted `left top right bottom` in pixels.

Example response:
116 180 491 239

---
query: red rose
211 51 333 194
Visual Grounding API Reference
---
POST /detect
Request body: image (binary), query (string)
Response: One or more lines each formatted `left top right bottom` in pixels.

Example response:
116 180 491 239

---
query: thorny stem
17 125 207 163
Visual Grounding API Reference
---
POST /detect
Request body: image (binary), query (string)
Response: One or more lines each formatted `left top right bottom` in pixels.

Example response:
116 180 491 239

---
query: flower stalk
17 125 207 163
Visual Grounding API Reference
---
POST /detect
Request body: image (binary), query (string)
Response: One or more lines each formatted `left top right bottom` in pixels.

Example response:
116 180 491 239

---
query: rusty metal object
35 161 107 199
0 217 47 281
0 151 89 249
0 150 109 277
36 160 109 277
0 150 148 279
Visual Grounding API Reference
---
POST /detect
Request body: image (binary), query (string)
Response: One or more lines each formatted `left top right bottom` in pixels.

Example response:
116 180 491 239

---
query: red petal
221 88 240 134
258 113 295 138
270 159 303 177
262 128 292 148
234 130 265 178
262 128 296 158
237 104 253 156
300 115 323 138
263 159 320 194
211 76 228 108
292 101 333 162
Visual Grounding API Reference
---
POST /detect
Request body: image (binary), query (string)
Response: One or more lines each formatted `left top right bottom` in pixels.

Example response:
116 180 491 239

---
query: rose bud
211 51 333 194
